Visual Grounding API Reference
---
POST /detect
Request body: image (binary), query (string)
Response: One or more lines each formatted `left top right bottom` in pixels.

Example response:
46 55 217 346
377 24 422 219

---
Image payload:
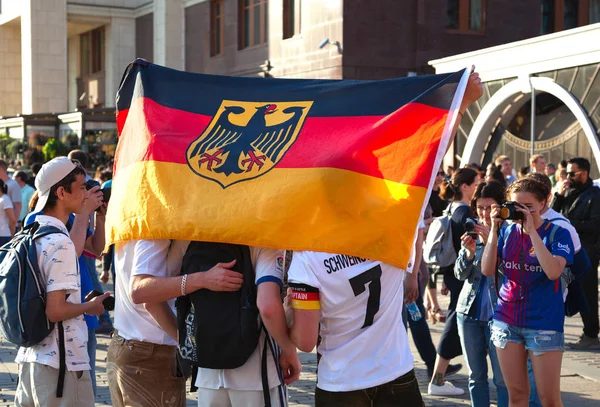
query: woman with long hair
428 167 479 396
455 180 508 406
0 179 16 245
482 178 573 407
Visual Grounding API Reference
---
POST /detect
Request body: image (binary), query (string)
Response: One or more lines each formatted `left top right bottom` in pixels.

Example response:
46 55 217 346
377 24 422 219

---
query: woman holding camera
455 180 508 407
428 167 479 396
482 178 573 407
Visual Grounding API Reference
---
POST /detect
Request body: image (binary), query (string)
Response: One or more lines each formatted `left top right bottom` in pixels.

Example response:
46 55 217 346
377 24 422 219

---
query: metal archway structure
460 77 600 167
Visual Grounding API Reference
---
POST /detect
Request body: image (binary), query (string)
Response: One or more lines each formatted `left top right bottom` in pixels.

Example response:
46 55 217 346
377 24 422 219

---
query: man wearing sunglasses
551 157 600 349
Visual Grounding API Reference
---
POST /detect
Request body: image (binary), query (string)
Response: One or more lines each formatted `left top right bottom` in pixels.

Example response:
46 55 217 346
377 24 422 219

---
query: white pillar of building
153 0 184 70
21 0 68 114
0 24 22 116
105 17 136 108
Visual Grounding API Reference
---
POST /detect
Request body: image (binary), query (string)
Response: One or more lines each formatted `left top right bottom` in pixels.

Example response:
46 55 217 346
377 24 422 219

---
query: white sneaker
428 381 465 396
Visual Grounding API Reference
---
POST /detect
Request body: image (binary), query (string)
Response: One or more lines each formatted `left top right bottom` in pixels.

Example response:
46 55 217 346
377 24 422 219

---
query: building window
239 0 268 49
211 0 224 56
589 0 600 23
446 0 485 33
283 0 300 39
541 0 593 34
80 27 104 75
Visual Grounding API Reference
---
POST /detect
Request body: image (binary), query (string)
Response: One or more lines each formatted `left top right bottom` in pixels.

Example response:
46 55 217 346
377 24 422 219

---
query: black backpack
0 222 67 346
176 242 260 369
0 222 70 397
176 242 277 406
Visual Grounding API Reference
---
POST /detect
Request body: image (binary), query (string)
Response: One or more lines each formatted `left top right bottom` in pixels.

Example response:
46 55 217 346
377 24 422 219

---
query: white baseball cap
34 157 78 213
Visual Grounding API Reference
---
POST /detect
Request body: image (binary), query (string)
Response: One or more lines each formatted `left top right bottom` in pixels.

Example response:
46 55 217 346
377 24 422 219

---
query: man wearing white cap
15 157 109 407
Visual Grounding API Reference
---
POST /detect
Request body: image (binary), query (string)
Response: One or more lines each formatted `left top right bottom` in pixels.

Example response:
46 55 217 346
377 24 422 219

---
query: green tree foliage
42 139 67 162
0 135 12 159
6 140 27 159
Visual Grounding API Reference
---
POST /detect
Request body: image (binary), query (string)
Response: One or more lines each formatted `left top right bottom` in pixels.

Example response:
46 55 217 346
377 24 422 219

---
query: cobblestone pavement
0 284 598 406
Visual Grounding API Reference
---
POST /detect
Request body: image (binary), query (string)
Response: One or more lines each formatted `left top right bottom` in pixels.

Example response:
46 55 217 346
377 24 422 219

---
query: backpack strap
260 323 285 407
190 366 198 392
56 321 66 398
548 222 559 246
261 325 272 407
33 225 68 240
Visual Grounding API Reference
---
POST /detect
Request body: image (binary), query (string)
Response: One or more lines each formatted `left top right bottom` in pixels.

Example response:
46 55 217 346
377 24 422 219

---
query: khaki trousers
15 362 94 407
107 334 186 407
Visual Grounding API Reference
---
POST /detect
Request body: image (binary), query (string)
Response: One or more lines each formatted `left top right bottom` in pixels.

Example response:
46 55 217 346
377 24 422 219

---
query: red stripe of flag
116 97 448 187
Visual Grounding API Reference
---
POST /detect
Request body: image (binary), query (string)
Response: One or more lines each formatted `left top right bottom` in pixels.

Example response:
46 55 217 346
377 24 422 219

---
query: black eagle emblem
188 104 307 177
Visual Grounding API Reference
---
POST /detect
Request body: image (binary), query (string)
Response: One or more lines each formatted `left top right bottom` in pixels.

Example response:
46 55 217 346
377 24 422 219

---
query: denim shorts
490 320 564 356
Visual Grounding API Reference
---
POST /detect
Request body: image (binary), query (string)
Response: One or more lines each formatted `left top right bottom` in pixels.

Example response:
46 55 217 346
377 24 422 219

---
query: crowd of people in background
417 153 600 407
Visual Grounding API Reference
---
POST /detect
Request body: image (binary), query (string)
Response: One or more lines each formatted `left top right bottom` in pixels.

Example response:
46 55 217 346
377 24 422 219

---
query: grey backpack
423 204 461 271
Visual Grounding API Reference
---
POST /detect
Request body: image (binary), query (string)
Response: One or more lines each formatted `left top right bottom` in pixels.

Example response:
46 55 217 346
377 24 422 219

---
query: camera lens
464 218 476 232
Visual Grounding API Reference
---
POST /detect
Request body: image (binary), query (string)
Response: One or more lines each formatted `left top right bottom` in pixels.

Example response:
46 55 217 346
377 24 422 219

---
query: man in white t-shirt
15 157 109 406
108 241 300 407
0 160 22 226
287 249 424 406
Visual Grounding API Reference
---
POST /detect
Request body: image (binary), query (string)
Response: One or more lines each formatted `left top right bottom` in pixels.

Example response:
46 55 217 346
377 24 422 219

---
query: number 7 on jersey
349 265 382 328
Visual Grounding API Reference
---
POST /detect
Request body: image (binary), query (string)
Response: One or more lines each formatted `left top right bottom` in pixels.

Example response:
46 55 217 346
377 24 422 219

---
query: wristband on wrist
181 274 188 296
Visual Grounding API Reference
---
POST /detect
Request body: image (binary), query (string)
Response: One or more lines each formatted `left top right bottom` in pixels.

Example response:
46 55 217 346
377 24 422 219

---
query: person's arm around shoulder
129 241 244 305
481 205 502 277
288 252 321 353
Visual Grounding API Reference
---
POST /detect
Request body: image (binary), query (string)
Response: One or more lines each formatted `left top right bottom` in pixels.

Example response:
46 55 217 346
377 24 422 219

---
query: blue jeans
87 328 97 395
457 313 508 407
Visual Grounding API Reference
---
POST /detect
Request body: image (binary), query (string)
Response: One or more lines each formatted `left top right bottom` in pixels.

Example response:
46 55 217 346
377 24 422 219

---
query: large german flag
107 59 468 269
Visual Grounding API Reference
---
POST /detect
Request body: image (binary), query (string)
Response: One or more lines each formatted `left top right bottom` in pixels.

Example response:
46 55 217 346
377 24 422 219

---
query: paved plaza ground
0 279 598 406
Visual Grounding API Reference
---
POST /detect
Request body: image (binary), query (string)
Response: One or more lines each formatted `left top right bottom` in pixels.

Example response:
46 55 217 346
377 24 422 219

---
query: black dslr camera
499 201 524 221
85 179 111 206
464 218 478 239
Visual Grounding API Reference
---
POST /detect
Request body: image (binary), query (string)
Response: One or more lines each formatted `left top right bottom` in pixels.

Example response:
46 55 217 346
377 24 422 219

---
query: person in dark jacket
551 157 600 349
